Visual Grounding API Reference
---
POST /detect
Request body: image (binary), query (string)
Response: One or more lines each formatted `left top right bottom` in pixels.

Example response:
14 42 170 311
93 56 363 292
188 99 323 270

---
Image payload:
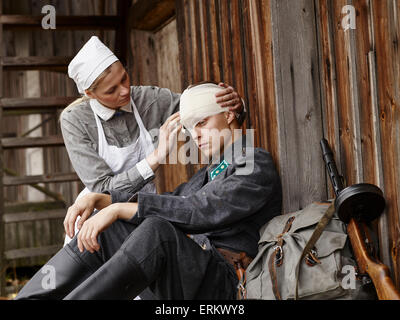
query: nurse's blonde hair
64 64 113 109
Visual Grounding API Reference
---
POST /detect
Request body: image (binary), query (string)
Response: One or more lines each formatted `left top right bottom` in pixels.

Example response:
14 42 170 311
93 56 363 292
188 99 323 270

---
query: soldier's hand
77 202 137 253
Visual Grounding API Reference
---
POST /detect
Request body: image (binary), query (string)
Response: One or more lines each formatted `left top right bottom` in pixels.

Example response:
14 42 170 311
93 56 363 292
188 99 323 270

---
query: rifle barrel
320 139 344 197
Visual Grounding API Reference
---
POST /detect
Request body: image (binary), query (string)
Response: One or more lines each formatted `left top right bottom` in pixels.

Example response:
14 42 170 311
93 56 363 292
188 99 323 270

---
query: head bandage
179 83 226 132
68 36 119 94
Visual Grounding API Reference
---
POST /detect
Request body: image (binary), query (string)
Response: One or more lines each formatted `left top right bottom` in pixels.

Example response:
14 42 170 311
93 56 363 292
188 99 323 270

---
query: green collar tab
210 160 229 181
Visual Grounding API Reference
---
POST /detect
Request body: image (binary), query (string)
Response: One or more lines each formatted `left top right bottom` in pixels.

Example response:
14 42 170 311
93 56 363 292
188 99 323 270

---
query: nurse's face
192 112 235 160
86 61 131 109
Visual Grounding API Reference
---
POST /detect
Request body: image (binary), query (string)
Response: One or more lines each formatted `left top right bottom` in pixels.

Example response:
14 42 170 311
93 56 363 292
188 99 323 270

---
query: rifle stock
347 219 400 300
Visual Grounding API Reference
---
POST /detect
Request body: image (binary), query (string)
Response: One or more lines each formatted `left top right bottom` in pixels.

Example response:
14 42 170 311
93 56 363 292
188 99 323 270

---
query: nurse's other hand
77 202 137 253
215 82 244 114
153 112 182 164
64 193 111 239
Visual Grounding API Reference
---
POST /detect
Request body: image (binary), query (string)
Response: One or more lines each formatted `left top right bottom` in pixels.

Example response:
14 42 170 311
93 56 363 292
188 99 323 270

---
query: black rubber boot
63 249 149 300
15 244 102 300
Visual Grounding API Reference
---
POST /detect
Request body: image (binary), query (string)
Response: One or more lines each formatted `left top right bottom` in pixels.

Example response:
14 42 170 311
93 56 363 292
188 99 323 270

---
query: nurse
61 36 246 243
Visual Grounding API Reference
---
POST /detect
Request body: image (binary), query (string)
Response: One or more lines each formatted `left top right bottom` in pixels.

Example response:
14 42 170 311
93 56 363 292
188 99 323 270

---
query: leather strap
268 216 295 300
216 248 253 299
294 202 335 300
217 248 253 270
268 247 281 300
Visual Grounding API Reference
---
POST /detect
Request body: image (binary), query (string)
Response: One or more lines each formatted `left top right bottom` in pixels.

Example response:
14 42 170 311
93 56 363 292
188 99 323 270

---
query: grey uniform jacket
107 137 283 258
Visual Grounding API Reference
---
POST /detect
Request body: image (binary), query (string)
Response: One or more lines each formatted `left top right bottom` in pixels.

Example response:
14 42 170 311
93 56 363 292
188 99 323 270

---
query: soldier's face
86 61 131 109
192 112 233 159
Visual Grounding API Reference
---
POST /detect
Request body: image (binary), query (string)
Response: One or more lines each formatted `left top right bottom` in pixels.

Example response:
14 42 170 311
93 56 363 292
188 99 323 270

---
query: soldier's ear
225 111 236 125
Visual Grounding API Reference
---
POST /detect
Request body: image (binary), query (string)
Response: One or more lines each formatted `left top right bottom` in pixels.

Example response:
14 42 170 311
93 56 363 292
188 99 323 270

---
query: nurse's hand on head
215 82 244 114
63 193 111 239
146 112 182 171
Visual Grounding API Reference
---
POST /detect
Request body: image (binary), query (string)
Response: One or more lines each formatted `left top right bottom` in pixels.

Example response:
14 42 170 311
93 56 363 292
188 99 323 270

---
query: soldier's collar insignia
210 160 229 181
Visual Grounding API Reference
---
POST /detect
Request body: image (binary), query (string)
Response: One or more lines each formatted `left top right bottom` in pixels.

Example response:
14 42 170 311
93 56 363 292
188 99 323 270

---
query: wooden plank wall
370 0 400 288
270 0 326 211
172 0 400 288
0 0 5 294
315 0 400 287
129 20 188 193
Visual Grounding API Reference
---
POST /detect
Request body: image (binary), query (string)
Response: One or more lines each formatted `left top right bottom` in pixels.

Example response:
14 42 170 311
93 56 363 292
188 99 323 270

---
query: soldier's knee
141 216 175 234
120 217 178 253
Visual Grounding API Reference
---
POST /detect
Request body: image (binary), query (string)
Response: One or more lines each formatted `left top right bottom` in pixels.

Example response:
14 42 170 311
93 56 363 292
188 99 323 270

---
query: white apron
64 97 157 245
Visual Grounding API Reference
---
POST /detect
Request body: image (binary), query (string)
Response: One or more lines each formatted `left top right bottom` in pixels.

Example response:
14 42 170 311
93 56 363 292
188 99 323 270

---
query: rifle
321 138 400 300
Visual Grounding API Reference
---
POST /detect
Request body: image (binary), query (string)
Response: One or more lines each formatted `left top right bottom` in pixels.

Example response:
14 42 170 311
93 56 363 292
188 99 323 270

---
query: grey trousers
16 216 238 300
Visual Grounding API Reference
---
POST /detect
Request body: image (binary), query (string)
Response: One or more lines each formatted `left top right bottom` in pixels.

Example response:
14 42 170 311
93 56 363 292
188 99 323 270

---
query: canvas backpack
245 201 377 300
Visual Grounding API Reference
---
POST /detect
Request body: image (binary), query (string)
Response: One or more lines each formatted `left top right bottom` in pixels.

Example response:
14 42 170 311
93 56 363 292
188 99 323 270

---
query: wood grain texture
3 209 66 223
1 15 120 29
0 0 6 297
4 244 62 260
314 0 400 287
243 0 279 171
3 172 79 186
1 97 76 109
2 56 71 72
315 0 342 201
129 0 175 31
348 219 400 300
1 135 64 149
153 19 188 193
370 0 400 288
270 0 325 212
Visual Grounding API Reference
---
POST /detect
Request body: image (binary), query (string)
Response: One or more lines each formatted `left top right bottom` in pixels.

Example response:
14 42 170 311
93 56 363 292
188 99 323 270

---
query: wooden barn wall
316 0 400 286
173 0 400 287
129 20 188 193
2 0 117 267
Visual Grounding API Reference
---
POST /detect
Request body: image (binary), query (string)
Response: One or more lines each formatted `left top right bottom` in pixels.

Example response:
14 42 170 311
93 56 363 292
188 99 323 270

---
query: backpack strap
268 216 296 300
294 202 336 300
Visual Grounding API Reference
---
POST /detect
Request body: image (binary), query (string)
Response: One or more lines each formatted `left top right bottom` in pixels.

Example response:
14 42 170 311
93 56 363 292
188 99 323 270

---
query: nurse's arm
145 112 182 172
60 111 154 195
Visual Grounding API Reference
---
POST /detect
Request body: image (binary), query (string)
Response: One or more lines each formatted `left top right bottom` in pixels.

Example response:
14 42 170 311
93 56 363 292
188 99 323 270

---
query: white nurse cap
68 36 119 94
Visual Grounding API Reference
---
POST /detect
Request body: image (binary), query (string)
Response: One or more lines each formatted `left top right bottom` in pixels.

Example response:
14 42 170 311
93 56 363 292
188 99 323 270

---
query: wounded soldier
15 83 282 300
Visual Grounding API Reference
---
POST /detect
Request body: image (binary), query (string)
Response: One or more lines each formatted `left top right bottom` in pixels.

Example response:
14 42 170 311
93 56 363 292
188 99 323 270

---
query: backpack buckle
273 246 283 266
305 248 321 267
